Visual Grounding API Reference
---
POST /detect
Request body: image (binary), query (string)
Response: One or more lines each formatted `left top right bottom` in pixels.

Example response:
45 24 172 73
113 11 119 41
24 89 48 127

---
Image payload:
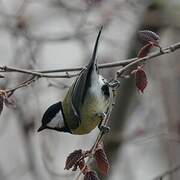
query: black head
37 101 71 133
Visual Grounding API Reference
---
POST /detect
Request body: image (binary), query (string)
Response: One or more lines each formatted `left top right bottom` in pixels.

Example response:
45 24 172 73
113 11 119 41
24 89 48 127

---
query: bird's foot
98 125 110 134
108 80 120 88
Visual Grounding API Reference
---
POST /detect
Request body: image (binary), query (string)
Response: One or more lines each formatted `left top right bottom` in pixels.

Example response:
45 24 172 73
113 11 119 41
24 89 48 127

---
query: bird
37 27 112 135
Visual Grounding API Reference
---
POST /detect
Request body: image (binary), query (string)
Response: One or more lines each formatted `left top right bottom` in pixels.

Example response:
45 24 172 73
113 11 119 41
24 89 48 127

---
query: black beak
37 126 46 132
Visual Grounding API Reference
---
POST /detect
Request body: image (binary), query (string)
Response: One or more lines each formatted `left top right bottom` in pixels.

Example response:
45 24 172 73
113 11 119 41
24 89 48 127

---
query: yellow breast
71 94 109 135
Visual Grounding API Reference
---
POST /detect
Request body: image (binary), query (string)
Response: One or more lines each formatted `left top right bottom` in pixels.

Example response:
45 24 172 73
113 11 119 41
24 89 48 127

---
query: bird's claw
108 80 120 88
98 125 110 134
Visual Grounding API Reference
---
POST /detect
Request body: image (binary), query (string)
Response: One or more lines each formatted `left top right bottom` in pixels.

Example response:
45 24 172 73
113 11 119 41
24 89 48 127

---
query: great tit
38 27 112 135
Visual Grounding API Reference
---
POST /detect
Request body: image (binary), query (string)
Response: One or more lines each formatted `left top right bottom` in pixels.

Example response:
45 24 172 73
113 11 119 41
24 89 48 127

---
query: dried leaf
137 43 153 58
94 144 109 176
138 30 160 44
135 68 148 93
78 160 89 175
84 171 100 180
65 149 83 170
0 94 4 115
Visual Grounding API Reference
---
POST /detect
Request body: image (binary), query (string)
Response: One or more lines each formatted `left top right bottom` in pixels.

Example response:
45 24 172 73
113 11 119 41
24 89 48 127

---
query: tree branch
0 66 78 78
39 58 136 74
0 42 180 79
6 76 38 96
117 42 180 77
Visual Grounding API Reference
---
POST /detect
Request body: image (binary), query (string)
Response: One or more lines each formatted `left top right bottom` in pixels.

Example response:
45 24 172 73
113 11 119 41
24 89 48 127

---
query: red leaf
64 150 83 170
135 68 148 93
137 43 153 58
94 144 109 176
78 160 90 175
138 30 160 44
84 170 100 180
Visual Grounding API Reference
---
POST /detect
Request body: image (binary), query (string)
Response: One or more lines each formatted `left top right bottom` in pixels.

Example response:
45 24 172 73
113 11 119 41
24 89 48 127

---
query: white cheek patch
89 74 105 97
47 111 65 128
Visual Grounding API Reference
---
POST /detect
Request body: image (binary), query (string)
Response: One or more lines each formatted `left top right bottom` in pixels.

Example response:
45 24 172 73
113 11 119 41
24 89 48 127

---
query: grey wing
71 67 90 118
65 68 92 130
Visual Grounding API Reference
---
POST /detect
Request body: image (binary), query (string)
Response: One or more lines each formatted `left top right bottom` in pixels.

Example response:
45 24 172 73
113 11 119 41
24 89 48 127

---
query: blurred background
0 0 180 180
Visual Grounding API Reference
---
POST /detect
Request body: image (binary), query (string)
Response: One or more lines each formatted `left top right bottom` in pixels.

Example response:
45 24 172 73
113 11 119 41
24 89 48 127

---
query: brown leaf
64 149 83 170
78 160 89 175
137 43 153 58
94 144 109 176
135 67 148 93
0 94 4 115
138 30 160 44
84 171 100 180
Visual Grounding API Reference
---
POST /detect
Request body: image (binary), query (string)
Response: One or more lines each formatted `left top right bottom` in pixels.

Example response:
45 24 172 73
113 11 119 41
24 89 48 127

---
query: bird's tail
87 26 103 69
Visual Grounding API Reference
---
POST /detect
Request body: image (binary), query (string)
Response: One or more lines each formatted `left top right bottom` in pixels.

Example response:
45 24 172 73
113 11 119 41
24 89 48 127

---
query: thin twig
0 66 78 78
6 76 38 96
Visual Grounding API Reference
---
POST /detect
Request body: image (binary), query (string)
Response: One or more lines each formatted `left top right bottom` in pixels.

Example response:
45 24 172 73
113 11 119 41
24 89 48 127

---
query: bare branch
0 42 180 79
5 76 38 96
39 58 136 74
0 66 78 78
35 42 180 74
